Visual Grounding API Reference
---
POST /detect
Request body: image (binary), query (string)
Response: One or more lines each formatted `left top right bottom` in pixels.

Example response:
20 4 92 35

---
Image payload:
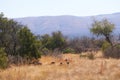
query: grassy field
0 51 120 80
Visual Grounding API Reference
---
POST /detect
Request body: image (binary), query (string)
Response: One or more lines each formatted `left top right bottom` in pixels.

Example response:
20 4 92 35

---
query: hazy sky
0 0 120 18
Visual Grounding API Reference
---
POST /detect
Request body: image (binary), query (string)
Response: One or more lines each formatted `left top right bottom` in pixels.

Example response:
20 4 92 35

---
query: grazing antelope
50 61 55 64
60 62 63 65
58 58 73 65
64 59 69 65
64 58 72 65
66 62 69 65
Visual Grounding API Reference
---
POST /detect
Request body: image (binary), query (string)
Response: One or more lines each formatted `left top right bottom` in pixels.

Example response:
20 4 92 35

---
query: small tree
18 27 41 59
0 13 22 56
40 34 52 49
90 19 115 46
40 31 66 51
51 31 66 50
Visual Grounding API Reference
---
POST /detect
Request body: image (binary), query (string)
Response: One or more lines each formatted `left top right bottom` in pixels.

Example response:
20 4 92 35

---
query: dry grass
0 51 120 80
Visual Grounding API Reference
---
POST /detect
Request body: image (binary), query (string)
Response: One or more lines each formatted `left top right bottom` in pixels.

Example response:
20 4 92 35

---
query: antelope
58 58 73 65
50 61 55 64
60 62 63 65
64 58 72 65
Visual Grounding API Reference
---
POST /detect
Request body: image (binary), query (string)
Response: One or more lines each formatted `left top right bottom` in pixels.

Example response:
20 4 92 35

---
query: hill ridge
14 12 120 37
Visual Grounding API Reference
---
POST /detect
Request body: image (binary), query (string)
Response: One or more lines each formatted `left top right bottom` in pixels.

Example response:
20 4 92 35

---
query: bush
18 27 41 59
80 53 94 60
40 31 66 51
63 48 75 53
42 48 50 55
87 53 94 60
102 41 111 51
8 55 32 65
0 48 8 69
103 44 120 59
80 54 87 58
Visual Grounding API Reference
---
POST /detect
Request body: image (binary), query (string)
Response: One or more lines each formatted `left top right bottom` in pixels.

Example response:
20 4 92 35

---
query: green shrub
63 48 75 53
87 53 94 60
42 48 50 55
103 44 120 59
80 53 94 60
0 48 8 69
102 41 111 51
18 27 41 59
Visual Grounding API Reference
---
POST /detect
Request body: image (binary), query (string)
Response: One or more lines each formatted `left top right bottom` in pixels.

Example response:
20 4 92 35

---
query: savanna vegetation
0 12 120 80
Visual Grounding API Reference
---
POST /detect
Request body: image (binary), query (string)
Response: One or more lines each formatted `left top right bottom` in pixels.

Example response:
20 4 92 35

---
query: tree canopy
90 19 115 46
18 27 41 59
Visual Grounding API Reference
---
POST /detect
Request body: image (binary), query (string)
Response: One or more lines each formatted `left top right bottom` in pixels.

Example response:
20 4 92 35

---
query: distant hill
14 12 120 37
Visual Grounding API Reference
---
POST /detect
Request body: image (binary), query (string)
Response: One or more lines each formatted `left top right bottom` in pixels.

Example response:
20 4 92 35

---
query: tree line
0 12 120 69
0 13 41 68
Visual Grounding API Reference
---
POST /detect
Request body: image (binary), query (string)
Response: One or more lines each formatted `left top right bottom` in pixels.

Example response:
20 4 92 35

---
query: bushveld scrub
0 13 120 80
87 53 95 60
63 47 75 53
103 44 120 58
1 52 120 80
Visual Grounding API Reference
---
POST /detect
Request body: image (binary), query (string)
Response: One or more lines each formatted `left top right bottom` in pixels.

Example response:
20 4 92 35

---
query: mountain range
14 12 120 37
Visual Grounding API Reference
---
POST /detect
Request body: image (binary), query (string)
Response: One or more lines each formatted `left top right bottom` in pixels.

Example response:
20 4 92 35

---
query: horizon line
10 12 120 19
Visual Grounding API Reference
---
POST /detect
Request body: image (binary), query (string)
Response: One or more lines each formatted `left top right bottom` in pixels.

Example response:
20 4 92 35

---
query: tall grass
0 53 120 80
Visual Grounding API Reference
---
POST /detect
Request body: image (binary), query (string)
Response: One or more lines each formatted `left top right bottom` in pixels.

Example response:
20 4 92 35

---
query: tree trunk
105 36 113 46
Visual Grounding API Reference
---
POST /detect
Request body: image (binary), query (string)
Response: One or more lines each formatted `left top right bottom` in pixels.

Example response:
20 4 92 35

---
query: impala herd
30 58 73 66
